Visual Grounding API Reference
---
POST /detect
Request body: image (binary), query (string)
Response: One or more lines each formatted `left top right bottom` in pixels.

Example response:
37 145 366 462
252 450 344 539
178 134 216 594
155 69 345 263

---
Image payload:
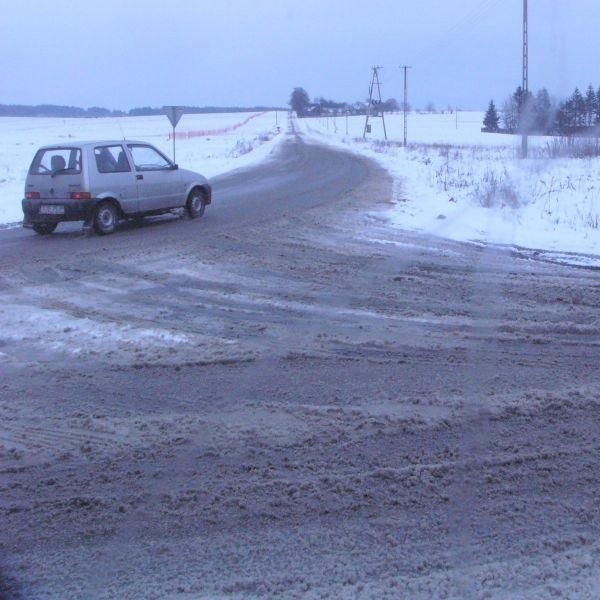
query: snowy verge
0 111 286 226
296 112 600 266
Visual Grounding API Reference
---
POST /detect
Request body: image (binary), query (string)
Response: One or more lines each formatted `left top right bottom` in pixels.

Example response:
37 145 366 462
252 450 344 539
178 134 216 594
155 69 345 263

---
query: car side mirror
171 163 179 170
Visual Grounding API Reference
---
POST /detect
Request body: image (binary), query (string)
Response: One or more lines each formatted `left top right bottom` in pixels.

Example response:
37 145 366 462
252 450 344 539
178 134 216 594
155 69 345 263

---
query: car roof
36 140 149 150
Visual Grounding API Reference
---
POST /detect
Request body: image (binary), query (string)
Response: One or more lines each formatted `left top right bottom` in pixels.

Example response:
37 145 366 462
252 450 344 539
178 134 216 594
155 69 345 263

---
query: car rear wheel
94 202 119 235
186 189 206 219
32 223 57 235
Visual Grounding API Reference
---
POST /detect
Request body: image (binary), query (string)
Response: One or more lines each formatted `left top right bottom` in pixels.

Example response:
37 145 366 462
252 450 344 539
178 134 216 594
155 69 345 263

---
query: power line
409 0 498 66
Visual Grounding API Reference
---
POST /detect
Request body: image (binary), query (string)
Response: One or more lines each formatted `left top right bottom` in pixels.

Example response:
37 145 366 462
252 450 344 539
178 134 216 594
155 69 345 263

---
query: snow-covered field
4 110 599 266
0 111 284 225
298 112 600 264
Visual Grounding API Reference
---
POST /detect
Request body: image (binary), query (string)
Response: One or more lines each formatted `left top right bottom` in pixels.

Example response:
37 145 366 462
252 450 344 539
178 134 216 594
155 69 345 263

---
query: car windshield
29 148 81 175
127 144 172 170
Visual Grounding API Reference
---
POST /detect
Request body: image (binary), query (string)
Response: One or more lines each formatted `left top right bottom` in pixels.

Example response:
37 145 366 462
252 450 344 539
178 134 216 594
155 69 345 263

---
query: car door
127 144 184 211
91 144 139 214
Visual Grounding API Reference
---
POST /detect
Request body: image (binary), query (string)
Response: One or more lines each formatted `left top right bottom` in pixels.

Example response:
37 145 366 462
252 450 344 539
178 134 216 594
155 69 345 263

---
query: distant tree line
127 105 286 117
0 104 126 118
289 87 400 118
484 84 600 135
0 104 286 118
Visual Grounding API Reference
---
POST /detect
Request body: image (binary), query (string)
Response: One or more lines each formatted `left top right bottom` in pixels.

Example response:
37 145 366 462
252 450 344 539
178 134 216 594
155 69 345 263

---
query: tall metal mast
521 0 528 158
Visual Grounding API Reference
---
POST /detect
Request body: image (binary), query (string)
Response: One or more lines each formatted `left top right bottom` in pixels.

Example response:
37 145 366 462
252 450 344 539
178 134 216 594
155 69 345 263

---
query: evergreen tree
500 83 600 135
572 87 585 128
513 86 525 114
483 100 500 131
555 101 569 133
533 88 553 133
565 97 576 130
512 86 534 132
585 85 596 126
501 95 519 132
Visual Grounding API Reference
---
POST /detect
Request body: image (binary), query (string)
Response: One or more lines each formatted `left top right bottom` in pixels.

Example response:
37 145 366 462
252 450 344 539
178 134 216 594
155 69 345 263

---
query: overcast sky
1 0 599 111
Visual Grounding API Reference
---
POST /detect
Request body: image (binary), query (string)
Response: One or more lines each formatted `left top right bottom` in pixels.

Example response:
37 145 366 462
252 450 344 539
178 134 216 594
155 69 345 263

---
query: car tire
32 223 57 235
94 201 119 235
186 189 206 219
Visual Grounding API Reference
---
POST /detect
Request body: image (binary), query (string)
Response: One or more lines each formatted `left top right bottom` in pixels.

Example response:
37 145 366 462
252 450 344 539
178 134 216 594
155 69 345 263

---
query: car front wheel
94 202 119 235
186 189 206 219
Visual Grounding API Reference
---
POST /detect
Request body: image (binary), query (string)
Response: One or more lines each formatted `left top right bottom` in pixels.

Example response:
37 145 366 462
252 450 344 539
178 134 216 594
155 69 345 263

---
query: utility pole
363 66 387 140
521 0 528 158
401 66 411 146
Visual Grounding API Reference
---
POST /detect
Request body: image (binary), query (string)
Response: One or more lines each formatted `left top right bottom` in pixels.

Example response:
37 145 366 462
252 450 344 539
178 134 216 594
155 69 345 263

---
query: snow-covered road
1 129 599 598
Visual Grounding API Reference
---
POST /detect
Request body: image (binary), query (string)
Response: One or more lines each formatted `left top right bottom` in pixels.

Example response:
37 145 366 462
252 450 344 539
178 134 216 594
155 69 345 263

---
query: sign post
163 106 185 162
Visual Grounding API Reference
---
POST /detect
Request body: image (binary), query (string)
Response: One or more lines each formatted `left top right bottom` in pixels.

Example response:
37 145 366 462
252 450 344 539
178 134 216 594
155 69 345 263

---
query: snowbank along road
1 122 599 599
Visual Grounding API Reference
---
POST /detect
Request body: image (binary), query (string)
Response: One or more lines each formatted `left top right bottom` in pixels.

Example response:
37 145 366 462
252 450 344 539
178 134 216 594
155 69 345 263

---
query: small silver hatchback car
22 140 212 235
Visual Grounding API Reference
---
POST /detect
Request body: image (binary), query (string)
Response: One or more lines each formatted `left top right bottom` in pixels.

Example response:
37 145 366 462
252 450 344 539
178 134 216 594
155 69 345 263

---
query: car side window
127 145 172 171
94 145 131 173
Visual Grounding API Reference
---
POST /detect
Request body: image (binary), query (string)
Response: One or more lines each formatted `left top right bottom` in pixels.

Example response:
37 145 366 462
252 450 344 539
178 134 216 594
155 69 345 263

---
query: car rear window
29 148 82 175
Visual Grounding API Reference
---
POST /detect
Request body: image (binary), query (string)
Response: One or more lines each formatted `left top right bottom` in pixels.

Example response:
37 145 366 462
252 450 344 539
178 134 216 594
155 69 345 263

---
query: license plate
39 205 64 215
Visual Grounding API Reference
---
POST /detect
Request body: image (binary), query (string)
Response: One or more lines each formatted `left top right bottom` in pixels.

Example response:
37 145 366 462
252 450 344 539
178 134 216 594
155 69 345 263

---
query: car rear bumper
22 198 95 227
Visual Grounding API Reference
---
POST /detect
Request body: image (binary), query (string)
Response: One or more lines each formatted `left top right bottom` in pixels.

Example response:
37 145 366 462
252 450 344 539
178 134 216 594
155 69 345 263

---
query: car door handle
136 174 143 180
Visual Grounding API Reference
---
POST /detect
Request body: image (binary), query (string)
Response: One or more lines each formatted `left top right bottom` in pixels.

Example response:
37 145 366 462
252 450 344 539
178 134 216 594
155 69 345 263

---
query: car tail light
25 191 40 199
70 192 91 200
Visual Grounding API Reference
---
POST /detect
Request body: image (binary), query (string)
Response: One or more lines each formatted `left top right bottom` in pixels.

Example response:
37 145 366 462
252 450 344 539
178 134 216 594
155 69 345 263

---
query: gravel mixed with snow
1 116 598 598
